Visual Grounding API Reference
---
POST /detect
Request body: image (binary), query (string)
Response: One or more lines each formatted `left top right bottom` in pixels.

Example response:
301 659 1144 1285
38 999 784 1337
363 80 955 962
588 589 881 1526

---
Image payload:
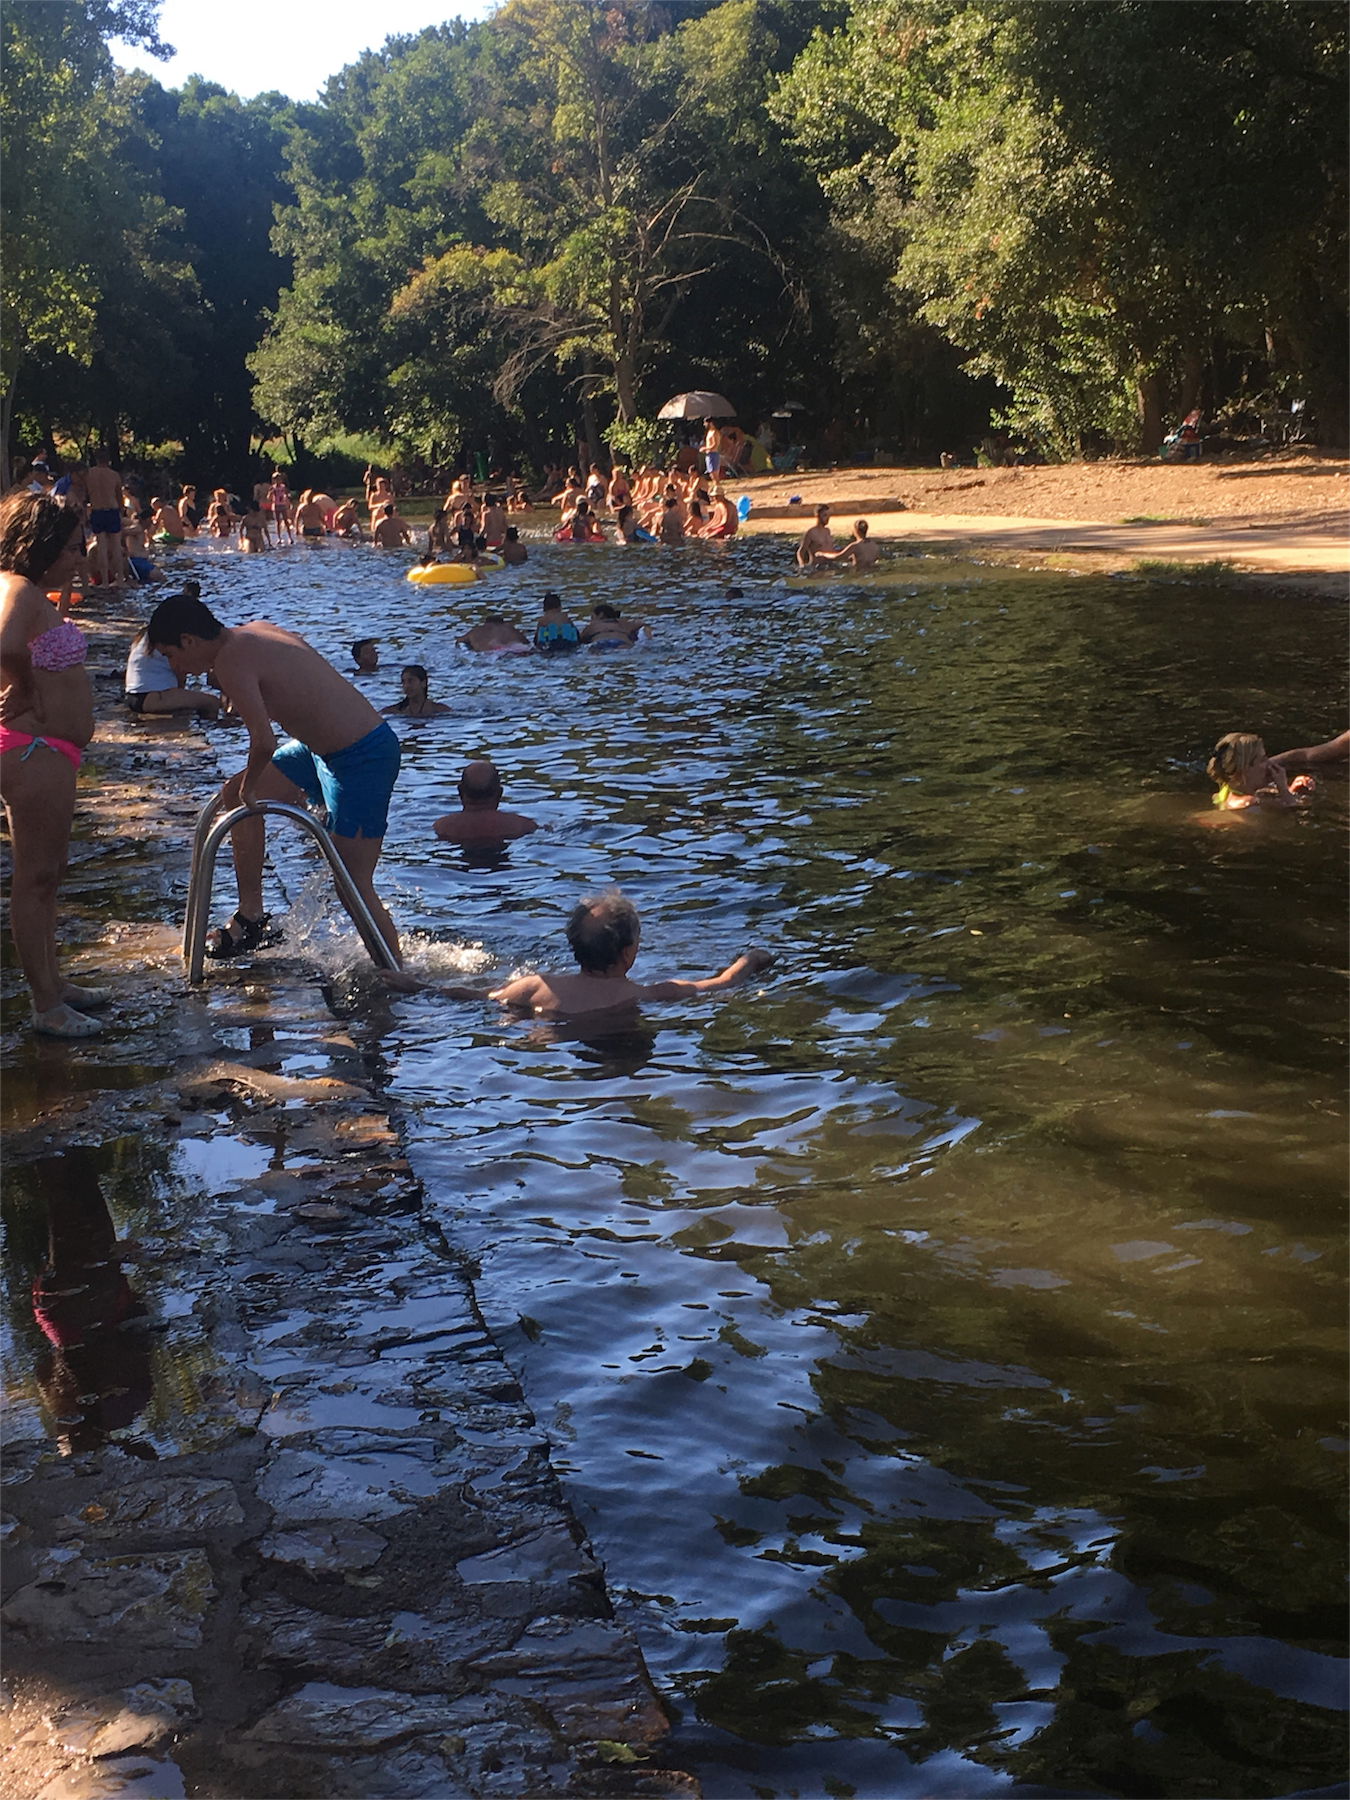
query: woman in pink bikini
0 492 108 1038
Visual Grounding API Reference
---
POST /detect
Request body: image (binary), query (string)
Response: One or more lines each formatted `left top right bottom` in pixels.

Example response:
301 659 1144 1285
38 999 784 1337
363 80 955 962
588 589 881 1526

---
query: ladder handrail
182 797 400 982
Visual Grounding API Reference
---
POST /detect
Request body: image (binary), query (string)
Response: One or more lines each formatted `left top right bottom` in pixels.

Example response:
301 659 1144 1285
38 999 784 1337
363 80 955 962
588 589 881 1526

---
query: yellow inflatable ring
477 553 504 569
407 562 478 585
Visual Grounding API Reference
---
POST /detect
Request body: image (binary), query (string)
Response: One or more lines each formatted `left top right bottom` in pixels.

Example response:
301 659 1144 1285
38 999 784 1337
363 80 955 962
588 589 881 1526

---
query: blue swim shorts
271 721 401 840
89 507 123 534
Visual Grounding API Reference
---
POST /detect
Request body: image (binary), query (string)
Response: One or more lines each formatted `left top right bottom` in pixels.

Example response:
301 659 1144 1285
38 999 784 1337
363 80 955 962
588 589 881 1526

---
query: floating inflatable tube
478 553 504 569
407 562 477 585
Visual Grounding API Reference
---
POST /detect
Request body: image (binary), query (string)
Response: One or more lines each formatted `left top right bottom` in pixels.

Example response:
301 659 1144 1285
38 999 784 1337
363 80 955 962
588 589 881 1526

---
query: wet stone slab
3 1550 217 1651
1 698 680 1800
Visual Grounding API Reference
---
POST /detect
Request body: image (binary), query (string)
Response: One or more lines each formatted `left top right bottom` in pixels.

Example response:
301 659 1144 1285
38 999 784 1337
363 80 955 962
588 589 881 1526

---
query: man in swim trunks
84 450 125 589
384 891 772 1017
351 639 380 673
796 505 837 569
147 594 402 962
702 420 724 479
434 761 538 844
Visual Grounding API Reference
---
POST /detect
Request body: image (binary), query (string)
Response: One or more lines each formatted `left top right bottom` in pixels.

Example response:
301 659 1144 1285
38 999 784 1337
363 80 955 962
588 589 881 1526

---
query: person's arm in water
379 968 501 1000
640 949 774 1000
1270 730 1350 773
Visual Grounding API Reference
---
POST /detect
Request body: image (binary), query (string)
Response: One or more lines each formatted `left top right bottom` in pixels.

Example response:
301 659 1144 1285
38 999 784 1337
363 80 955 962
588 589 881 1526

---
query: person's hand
1290 774 1316 795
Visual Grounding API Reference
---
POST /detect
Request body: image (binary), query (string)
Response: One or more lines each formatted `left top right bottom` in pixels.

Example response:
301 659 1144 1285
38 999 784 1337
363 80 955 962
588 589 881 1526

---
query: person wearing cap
433 761 538 844
351 639 379 673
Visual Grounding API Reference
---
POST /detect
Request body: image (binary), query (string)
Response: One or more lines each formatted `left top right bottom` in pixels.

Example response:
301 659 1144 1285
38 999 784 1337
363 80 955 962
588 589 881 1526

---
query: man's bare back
84 463 122 510
212 622 382 756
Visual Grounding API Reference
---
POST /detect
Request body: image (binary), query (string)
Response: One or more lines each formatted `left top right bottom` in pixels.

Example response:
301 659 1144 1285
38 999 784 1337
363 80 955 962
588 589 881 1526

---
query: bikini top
30 618 86 671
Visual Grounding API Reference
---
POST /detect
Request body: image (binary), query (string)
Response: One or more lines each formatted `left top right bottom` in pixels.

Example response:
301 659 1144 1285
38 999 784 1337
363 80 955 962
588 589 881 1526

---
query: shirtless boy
819 519 879 569
387 892 772 1017
480 494 508 548
796 505 837 568
147 594 402 961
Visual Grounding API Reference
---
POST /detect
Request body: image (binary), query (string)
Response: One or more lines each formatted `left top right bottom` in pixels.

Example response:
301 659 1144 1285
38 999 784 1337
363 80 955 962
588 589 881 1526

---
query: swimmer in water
383 889 773 1017
579 602 644 648
460 615 531 653
383 663 450 718
796 505 837 569
818 519 880 569
1207 732 1313 810
238 500 271 553
433 760 538 843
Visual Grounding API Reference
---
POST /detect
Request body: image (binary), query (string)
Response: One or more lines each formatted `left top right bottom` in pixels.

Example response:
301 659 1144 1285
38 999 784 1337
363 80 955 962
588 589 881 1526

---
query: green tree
0 0 170 476
775 0 1348 454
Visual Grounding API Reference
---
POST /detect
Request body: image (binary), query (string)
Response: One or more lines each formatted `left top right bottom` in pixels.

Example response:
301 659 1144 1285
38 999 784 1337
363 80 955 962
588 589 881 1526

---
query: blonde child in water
1207 732 1314 810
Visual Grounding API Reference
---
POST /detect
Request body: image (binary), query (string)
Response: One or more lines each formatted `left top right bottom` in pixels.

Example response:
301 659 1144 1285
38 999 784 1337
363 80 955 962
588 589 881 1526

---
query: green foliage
774 0 1349 452
604 418 673 467
10 0 1345 474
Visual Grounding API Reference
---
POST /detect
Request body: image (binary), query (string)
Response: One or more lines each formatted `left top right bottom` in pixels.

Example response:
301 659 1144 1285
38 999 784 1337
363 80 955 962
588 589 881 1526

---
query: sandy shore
731 452 1349 592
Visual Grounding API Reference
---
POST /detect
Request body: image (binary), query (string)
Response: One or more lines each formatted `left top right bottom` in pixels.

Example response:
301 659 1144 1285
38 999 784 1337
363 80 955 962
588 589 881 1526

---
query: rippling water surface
37 531 1350 1794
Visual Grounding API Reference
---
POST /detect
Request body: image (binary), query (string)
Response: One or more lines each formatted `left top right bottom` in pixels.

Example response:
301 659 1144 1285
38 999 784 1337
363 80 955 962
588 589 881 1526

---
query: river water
11 529 1350 1796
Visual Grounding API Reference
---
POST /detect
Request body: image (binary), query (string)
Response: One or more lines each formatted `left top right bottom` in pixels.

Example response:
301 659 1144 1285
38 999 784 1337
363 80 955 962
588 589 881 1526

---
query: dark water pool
16 529 1350 1796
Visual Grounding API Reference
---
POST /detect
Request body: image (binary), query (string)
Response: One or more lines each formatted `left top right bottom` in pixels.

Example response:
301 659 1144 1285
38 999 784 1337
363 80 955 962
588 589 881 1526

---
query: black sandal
204 912 278 960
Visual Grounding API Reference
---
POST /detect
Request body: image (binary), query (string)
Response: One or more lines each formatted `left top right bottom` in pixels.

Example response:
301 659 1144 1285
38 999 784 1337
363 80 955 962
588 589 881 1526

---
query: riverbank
0 593 688 1800
732 451 1349 594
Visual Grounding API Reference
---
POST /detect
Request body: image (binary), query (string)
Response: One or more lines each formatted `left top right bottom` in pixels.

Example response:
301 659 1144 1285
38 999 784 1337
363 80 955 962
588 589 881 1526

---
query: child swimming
1207 732 1314 810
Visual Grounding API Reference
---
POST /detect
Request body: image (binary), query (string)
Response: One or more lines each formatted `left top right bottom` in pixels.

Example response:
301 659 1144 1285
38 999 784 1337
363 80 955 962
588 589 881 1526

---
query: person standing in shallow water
0 492 112 1037
147 593 403 964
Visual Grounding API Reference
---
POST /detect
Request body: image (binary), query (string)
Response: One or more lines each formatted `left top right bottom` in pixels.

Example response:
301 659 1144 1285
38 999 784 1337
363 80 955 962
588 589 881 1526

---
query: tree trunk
579 369 602 469
1135 368 1165 454
1180 347 1205 416
0 366 17 492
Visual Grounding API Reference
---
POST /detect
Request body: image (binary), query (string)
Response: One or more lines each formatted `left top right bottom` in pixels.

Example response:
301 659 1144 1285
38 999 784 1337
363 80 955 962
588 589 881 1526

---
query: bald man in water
433 761 538 844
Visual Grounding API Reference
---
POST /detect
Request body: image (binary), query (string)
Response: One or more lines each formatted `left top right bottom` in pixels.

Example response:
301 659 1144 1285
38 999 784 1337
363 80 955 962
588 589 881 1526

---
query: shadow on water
18 532 1342 1797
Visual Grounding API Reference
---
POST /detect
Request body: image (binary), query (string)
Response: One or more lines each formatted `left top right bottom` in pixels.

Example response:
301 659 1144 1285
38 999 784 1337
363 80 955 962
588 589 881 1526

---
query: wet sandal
204 912 278 960
61 982 112 1009
31 1003 104 1040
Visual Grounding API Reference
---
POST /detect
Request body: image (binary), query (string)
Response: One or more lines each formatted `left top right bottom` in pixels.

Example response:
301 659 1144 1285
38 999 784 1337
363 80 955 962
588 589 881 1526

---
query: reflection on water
9 1148 154 1458
52 534 1350 1792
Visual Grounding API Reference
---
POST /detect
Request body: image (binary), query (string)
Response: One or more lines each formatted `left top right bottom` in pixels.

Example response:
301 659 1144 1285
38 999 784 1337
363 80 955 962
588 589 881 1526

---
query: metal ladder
182 793 400 982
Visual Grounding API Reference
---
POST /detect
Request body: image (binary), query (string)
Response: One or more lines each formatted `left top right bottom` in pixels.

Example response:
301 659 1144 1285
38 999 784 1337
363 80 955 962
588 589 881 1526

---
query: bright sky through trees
111 0 498 100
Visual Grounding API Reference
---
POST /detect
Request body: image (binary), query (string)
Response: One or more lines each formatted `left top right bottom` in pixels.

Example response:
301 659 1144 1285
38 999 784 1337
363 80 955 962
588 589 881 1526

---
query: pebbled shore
0 589 690 1800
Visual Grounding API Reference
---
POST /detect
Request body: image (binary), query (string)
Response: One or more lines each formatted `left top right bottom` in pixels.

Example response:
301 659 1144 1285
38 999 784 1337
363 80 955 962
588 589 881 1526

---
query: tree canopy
5 0 1345 479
